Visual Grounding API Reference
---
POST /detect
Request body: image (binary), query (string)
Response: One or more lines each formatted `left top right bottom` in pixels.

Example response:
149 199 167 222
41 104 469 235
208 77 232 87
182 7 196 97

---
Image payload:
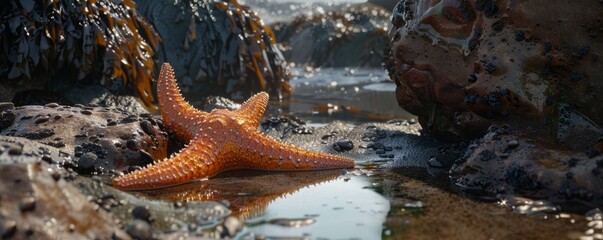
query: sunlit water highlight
242 175 389 239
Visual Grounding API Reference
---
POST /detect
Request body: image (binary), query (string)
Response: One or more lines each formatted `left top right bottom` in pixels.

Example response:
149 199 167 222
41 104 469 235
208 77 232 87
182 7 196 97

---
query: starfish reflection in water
133 169 342 220
113 63 354 190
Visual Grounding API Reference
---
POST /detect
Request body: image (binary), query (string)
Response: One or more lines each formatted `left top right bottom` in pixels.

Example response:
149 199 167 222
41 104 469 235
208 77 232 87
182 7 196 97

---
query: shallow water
275 67 413 124
242 175 389 239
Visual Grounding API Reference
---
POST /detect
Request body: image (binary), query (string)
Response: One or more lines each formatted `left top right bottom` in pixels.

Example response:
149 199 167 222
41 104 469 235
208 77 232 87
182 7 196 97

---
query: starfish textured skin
112 63 355 190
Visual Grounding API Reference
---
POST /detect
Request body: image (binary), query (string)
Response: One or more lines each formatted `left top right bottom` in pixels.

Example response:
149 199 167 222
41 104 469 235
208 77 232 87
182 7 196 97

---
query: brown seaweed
0 0 162 109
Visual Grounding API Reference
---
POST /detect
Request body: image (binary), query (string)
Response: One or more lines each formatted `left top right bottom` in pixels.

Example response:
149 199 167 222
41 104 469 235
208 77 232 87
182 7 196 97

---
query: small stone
126 140 141 151
222 216 243 238
19 197 36 212
333 140 354 152
375 149 386 155
126 220 152 240
81 110 93 115
514 30 525 41
78 152 97 173
132 206 153 223
44 103 59 108
112 230 133 240
507 140 519 148
467 74 478 83
8 145 22 155
0 218 17 239
51 171 61 181
428 157 443 168
34 116 50 124
41 154 53 163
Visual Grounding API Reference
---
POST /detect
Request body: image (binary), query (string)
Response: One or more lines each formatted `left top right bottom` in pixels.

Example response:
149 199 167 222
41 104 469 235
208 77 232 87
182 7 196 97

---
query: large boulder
384 0 603 147
272 3 391 68
135 0 291 102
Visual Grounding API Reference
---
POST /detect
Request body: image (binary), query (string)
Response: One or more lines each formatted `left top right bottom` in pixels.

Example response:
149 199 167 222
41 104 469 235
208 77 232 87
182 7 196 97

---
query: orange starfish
113 63 354 190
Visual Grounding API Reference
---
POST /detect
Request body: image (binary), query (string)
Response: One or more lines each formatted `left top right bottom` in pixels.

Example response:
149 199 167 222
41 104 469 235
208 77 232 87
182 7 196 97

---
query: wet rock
78 153 98 174
132 206 153 223
0 0 161 109
126 220 153 240
333 140 354 152
0 105 168 173
272 3 391 68
135 0 291 102
384 0 603 147
0 160 125 239
0 217 17 239
451 126 603 204
18 197 36 212
221 216 243 238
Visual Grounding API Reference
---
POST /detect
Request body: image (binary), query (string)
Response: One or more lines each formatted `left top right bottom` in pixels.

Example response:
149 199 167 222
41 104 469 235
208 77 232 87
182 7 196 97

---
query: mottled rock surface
384 0 603 146
451 125 603 208
0 137 126 239
272 3 391 68
0 104 168 173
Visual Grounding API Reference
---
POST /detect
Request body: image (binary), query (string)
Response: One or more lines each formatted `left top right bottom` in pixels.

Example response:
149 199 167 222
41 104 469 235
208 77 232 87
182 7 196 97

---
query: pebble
0 218 17 239
51 171 61 181
428 157 443 168
222 216 243 238
268 217 316 227
80 110 93 115
19 197 36 212
333 140 354 152
132 206 153 223
126 220 152 240
34 116 50 124
507 140 519 148
126 140 141 151
8 145 22 155
112 230 133 240
139 121 156 137
44 103 59 108
77 152 97 173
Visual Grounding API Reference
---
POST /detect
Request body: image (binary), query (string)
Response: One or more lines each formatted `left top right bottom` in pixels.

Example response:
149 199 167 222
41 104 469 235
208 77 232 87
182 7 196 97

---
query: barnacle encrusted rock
0 103 168 173
384 0 603 146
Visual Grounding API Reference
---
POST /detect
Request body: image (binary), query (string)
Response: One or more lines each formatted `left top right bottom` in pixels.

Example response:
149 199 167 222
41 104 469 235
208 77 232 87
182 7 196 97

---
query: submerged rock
272 3 391 68
0 104 168 173
384 0 603 146
0 0 161 109
135 0 291 102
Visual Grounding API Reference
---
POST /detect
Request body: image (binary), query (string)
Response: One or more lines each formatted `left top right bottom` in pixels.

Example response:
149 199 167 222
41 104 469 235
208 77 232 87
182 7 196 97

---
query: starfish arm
231 128 355 171
112 136 219 190
157 63 206 141
234 91 269 128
